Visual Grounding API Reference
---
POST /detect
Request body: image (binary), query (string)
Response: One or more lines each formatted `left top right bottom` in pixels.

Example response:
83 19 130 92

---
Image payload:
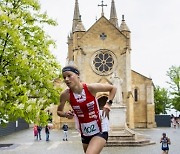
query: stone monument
109 72 126 130
107 73 155 146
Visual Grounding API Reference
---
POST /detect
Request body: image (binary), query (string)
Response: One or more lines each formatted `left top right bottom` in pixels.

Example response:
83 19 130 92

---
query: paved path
0 127 180 154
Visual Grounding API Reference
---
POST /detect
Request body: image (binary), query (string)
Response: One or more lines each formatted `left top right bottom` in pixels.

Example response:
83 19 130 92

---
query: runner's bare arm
87 83 117 100
57 89 71 118
87 83 117 118
168 138 171 144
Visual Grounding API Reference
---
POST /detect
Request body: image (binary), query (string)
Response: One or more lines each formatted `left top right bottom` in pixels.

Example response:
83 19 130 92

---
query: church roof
77 16 128 41
109 0 118 28
131 70 152 80
72 0 81 32
119 15 130 32
71 1 130 39
74 16 86 32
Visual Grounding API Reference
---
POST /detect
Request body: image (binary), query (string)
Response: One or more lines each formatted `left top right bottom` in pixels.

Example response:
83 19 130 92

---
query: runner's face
63 71 79 88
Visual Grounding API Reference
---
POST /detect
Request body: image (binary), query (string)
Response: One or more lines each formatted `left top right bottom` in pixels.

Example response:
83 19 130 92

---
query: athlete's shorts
162 147 169 151
81 132 108 144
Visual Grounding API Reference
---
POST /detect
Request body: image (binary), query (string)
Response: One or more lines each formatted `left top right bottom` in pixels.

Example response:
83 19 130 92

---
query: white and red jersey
69 83 102 136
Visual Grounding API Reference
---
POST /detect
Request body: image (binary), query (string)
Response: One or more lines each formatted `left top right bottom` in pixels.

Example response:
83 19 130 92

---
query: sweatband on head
62 66 79 75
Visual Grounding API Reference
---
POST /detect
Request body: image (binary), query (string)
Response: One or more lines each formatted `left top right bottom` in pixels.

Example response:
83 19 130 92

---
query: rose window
91 49 116 76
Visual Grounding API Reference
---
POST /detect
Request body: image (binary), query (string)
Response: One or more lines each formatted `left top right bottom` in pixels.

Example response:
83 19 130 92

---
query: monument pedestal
109 105 126 130
106 105 155 146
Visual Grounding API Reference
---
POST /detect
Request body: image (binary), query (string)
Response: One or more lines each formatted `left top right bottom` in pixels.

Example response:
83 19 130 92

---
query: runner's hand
102 103 111 119
65 110 74 119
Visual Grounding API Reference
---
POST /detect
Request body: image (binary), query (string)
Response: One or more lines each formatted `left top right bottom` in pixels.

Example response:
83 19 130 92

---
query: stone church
52 0 156 129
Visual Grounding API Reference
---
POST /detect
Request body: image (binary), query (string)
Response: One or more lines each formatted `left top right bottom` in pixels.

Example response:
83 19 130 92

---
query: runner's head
162 133 166 137
62 65 80 88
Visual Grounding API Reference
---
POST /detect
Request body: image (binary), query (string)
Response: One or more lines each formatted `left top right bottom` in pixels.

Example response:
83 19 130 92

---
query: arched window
134 88 138 102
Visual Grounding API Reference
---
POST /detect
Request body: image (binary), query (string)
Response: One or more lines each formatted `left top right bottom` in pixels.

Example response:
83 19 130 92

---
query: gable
131 70 154 86
78 16 128 54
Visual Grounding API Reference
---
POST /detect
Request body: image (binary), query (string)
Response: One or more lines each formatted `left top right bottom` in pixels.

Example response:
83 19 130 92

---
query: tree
0 0 61 126
166 65 180 111
154 86 171 114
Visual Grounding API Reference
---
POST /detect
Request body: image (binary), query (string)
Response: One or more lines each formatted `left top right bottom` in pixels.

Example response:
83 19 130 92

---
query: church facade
54 0 156 129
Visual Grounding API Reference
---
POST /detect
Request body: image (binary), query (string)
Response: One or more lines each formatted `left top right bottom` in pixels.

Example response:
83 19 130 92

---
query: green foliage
0 0 62 126
154 86 171 114
167 65 180 111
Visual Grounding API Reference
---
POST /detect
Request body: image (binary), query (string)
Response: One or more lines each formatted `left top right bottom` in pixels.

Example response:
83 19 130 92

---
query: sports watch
107 100 113 105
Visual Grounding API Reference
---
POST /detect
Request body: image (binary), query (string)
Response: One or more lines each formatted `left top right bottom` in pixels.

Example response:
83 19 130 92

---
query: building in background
52 0 156 129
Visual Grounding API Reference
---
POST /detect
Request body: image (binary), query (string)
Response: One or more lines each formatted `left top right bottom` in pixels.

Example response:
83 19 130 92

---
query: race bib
162 142 168 148
81 120 100 136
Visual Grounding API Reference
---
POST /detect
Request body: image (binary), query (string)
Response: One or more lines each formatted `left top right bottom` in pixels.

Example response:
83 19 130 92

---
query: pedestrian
33 125 38 140
57 65 117 154
170 114 174 127
175 117 179 128
62 123 69 141
160 133 171 154
37 125 42 140
172 117 177 129
45 125 50 141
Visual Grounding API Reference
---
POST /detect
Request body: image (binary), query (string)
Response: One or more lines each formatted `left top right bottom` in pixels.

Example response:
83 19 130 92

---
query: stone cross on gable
98 0 107 16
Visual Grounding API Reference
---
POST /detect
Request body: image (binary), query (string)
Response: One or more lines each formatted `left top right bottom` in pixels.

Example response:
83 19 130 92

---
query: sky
40 0 180 88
